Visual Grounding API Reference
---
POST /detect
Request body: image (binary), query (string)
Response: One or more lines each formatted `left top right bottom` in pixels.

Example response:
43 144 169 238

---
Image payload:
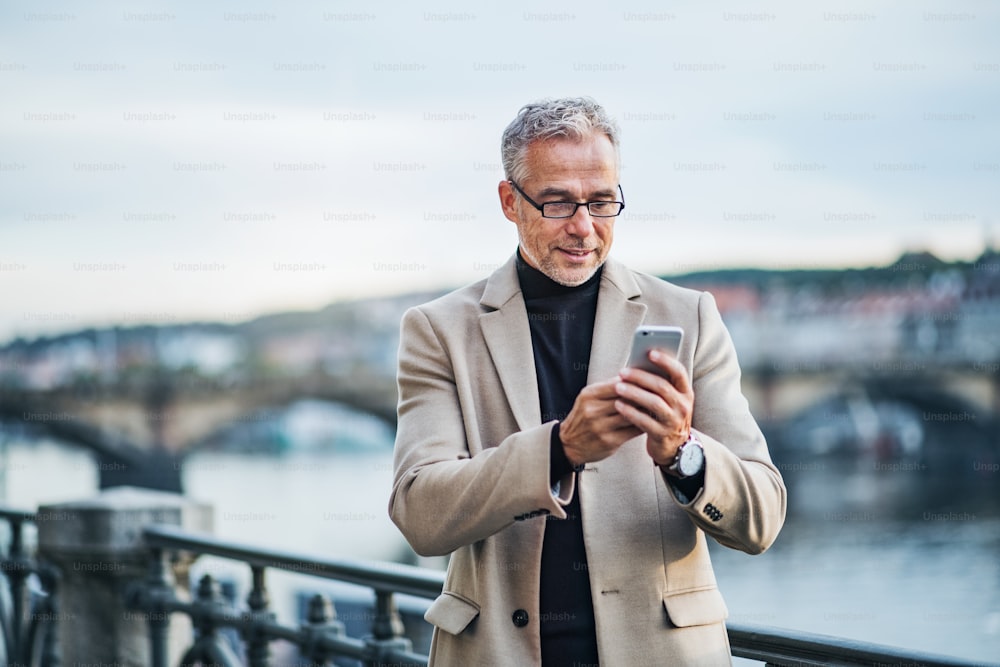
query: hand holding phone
626 326 683 379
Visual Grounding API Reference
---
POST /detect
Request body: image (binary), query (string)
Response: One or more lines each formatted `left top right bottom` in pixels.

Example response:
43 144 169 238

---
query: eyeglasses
509 180 625 219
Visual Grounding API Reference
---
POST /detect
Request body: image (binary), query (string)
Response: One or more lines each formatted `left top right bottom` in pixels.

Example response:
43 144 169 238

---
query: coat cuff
547 422 578 503
549 421 580 485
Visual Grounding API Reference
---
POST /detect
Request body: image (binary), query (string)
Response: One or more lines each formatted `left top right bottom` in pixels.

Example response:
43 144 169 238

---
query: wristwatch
667 435 705 479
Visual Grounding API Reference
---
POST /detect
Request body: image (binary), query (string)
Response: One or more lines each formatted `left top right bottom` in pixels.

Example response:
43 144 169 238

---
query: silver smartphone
626 325 683 378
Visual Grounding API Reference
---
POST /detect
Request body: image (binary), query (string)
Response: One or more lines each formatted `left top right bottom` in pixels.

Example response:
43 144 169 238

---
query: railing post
300 593 345 666
179 574 242 667
35 563 62 667
140 546 173 667
35 486 212 666
6 514 30 663
365 590 413 667
244 565 274 667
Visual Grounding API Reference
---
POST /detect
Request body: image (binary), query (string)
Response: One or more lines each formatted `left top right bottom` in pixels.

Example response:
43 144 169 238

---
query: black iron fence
0 508 59 667
129 524 432 666
1 509 995 667
130 524 992 667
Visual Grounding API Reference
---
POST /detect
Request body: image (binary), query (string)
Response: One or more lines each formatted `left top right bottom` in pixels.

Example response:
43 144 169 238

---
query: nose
563 205 595 237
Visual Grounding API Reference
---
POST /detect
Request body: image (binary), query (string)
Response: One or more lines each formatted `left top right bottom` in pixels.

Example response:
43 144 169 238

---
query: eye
543 202 577 216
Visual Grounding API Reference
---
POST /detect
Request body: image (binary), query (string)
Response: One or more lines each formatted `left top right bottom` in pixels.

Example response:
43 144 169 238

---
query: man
389 97 786 666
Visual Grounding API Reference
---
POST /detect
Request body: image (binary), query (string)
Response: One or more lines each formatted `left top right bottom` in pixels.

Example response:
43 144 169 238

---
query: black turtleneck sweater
516 250 601 666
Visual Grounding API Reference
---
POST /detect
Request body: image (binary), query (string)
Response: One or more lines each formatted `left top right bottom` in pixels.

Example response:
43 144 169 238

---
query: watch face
679 442 704 476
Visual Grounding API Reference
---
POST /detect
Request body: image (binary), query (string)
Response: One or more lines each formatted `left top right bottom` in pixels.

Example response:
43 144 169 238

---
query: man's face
499 132 619 287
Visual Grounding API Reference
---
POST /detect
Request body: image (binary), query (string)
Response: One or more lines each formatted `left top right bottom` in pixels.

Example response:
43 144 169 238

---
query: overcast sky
1 0 997 343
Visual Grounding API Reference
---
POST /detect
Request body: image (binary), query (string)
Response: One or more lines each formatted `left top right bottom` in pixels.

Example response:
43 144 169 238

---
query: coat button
511 609 529 627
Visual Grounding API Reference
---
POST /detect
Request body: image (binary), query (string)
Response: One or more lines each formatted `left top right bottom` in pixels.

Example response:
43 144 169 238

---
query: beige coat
389 255 786 666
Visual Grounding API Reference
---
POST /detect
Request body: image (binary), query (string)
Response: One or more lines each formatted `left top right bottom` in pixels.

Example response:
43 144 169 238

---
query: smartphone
626 325 683 378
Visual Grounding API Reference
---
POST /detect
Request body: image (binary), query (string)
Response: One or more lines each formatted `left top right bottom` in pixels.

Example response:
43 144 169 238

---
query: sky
1 0 998 343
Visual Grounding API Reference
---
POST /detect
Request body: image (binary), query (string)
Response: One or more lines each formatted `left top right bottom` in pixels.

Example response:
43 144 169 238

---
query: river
1 403 997 664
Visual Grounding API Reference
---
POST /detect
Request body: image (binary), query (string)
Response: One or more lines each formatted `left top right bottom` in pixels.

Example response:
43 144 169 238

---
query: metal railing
129 524 434 666
130 524 996 667
0 507 59 667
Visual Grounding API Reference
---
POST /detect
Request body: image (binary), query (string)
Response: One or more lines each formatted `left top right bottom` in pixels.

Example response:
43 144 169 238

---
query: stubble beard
519 236 604 287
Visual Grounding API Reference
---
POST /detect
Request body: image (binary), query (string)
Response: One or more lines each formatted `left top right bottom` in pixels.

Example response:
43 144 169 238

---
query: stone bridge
2 301 999 491
0 371 397 492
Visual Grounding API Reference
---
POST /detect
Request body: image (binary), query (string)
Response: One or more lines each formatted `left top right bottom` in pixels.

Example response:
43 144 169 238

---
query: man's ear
498 180 520 224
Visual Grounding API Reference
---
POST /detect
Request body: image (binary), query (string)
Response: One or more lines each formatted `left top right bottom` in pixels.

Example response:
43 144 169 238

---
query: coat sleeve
387 305 575 557
670 291 787 554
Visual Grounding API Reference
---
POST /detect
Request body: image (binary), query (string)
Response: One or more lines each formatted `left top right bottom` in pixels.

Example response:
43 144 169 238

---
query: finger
603 418 644 445
648 351 692 395
617 368 682 409
621 352 691 397
582 377 633 399
562 396 643 448
576 394 635 424
617 379 689 432
614 398 675 435
591 407 645 434
614 379 675 419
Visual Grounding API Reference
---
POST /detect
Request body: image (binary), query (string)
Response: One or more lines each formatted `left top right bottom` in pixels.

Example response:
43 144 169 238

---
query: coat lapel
478 255 648 432
479 256 541 432
587 257 648 383
577 259 665 609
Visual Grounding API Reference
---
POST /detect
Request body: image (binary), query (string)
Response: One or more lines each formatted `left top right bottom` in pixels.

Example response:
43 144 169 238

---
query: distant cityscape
1 247 997 497
1 247 998 392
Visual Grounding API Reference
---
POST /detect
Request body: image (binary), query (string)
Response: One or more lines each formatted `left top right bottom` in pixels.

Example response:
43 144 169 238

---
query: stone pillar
36 486 213 666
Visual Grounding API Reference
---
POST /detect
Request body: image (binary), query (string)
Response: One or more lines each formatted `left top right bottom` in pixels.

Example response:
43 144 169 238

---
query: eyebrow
536 186 618 200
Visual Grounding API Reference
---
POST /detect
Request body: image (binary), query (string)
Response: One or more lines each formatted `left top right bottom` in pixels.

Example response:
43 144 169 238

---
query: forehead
521 133 618 187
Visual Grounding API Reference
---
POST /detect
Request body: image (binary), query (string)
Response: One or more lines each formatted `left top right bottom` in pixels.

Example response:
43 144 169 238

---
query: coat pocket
662 587 729 627
424 591 481 635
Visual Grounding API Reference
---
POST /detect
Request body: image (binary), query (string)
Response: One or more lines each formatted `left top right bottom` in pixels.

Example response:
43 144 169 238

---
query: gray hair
500 97 621 183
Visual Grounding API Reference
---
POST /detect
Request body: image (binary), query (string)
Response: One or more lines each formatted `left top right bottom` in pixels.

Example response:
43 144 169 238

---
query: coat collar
479 253 642 309
478 253 648 430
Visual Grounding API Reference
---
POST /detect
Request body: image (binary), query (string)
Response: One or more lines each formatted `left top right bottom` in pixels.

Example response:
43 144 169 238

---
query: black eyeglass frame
508 180 626 219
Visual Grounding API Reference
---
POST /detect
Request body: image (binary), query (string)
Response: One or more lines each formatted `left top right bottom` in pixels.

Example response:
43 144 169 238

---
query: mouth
557 248 595 263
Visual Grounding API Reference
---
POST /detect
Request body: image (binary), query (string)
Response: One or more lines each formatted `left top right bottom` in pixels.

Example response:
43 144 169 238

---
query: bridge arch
179 395 396 459
771 376 998 470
